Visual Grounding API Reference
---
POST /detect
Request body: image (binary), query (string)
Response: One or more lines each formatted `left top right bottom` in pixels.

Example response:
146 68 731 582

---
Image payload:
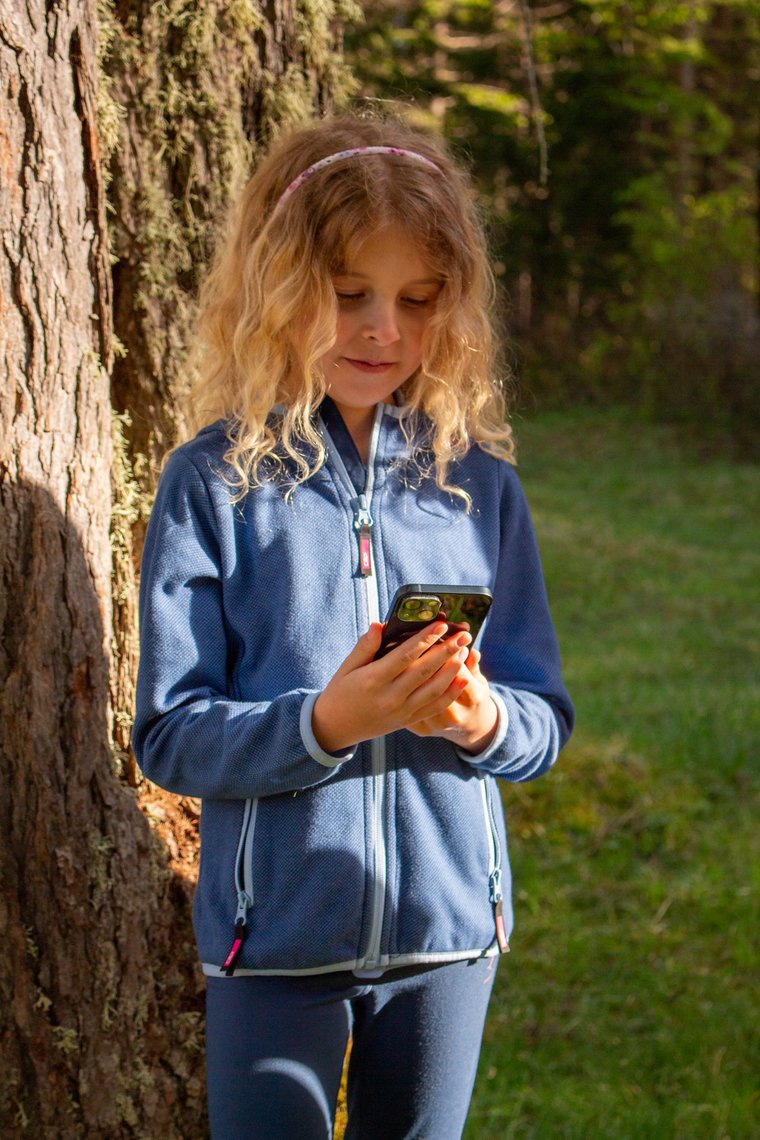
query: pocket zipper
481 778 509 953
221 798 258 975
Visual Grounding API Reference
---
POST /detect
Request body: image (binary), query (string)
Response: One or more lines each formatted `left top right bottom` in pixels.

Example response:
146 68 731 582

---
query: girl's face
318 225 441 441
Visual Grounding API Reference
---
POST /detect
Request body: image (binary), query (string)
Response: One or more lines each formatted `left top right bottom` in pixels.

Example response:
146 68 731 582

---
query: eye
401 296 434 308
334 290 364 304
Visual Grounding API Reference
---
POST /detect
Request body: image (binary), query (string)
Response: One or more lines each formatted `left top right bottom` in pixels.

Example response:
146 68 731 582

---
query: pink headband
273 146 443 213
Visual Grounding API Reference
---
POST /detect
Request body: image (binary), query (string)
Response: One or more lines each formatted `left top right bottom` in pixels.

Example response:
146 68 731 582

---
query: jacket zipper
354 494 374 577
481 777 509 953
320 407 387 968
221 797 258 975
320 412 382 586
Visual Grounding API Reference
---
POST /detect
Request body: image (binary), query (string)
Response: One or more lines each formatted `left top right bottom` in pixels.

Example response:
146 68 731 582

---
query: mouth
343 357 396 374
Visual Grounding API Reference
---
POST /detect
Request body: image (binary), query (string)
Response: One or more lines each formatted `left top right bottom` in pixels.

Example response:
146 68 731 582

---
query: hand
311 622 473 755
406 648 499 754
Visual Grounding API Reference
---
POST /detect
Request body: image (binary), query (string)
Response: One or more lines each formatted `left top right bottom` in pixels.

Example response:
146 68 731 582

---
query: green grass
465 409 760 1140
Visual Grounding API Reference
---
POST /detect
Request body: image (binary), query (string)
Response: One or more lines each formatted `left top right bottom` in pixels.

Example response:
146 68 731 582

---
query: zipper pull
493 898 509 954
221 921 247 976
352 494 374 578
489 870 510 954
221 892 250 976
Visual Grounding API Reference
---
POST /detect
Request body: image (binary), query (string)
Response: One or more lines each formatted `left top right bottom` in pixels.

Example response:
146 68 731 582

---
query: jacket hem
201 944 501 978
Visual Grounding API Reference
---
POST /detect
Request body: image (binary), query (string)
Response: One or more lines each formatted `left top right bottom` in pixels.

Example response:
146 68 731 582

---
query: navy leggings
205 956 497 1139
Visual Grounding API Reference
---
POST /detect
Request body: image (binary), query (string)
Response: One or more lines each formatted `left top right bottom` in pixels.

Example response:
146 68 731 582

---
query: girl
133 113 574 1140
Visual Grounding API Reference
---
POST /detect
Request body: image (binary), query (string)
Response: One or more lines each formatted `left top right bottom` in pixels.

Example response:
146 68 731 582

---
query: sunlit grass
333 410 758 1139
465 409 760 1139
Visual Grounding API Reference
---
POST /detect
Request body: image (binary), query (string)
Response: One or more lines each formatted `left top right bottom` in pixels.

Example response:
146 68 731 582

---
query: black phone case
376 583 493 659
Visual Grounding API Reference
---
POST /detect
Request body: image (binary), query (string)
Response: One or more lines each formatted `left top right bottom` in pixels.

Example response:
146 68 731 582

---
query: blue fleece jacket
133 401 574 976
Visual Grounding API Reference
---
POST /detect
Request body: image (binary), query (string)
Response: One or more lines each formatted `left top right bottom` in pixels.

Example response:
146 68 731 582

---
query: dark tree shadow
0 478 206 1138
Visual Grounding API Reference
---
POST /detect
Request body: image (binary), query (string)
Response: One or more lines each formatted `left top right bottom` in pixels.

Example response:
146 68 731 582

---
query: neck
332 403 376 463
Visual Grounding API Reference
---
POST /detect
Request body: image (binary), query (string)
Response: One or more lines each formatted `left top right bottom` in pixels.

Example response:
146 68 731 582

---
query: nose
362 297 400 346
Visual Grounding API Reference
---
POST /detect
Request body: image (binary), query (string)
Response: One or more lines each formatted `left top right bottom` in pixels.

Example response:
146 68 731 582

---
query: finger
446 659 485 710
334 622 385 676
407 671 470 722
408 703 463 736
391 636 472 700
398 653 470 717
461 648 486 684
377 621 453 678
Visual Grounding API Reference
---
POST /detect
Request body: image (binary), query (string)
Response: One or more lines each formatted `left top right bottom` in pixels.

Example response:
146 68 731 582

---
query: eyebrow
332 272 443 286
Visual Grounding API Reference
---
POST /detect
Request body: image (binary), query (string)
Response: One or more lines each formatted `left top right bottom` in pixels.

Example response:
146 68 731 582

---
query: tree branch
518 0 549 185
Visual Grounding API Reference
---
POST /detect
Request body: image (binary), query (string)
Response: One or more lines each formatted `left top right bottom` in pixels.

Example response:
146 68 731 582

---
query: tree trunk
0 2 192 1133
0 0 352 1134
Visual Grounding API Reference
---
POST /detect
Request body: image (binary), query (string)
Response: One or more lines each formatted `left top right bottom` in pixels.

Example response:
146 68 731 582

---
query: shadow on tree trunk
0 480 207 1138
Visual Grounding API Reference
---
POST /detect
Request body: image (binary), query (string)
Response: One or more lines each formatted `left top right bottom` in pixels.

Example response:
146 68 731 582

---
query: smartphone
376 584 493 659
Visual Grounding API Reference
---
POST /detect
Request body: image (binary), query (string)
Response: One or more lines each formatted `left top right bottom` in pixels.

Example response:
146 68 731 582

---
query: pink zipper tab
359 525 372 576
222 919 247 976
352 495 374 578
494 899 510 954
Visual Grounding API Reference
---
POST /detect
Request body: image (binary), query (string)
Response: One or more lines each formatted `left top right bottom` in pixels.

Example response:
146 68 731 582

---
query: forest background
349 0 760 452
1 0 758 1136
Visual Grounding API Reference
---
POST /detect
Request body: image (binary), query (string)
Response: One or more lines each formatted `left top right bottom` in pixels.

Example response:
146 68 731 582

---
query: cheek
408 315 431 358
333 310 359 347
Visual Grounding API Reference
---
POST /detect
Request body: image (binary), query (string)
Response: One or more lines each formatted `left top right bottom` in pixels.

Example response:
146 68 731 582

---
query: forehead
338 224 436 280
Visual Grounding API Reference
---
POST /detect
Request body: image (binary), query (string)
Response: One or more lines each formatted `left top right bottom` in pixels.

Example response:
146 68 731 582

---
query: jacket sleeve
458 460 574 781
132 451 354 799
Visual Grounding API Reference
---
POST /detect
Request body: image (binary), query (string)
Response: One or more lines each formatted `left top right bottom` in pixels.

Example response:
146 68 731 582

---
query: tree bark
0 2 196 1133
106 0 352 471
1 0 352 1134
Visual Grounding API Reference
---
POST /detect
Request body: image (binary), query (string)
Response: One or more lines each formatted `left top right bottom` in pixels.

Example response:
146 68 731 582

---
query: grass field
464 409 760 1139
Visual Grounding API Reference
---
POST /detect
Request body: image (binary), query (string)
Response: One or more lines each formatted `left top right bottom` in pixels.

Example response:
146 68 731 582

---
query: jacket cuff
456 689 509 765
300 692 356 768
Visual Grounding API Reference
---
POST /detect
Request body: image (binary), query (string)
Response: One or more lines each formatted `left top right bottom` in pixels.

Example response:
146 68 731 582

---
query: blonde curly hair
186 112 515 499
